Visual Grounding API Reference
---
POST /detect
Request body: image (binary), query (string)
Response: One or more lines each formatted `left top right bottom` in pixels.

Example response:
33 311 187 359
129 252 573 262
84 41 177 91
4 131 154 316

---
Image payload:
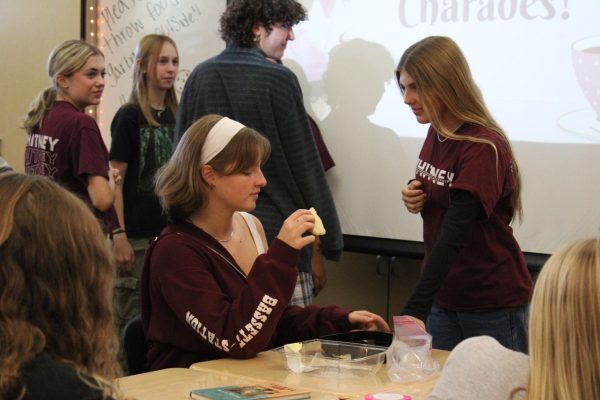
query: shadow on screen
322 39 408 231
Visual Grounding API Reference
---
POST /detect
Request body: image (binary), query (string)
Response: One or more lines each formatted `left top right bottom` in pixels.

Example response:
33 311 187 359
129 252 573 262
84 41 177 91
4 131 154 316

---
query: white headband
200 117 246 164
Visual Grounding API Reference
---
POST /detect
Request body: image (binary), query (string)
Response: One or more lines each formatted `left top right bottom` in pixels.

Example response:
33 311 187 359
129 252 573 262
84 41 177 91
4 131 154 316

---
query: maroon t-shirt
24 101 116 232
415 124 532 311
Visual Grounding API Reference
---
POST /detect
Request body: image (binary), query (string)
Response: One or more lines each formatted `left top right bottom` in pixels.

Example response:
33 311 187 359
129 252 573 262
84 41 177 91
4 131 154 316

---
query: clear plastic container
271 339 387 378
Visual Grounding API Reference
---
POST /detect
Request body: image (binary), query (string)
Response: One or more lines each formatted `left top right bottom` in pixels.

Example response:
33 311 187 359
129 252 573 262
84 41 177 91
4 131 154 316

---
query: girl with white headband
141 114 389 369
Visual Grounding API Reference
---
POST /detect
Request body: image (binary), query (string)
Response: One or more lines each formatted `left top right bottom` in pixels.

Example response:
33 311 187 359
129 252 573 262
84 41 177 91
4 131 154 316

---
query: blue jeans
427 304 529 353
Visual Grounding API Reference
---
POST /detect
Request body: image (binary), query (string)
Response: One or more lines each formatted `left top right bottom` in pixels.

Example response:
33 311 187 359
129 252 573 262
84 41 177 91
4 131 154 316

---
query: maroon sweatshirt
140 221 352 370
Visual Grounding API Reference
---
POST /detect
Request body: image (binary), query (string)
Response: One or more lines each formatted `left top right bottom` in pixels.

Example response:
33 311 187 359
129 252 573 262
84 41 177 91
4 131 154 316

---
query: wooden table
116 368 349 400
189 349 449 399
116 350 449 400
116 368 262 400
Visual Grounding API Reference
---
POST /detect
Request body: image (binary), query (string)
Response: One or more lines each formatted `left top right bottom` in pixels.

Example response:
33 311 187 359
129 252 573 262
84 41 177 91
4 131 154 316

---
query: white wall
0 1 80 171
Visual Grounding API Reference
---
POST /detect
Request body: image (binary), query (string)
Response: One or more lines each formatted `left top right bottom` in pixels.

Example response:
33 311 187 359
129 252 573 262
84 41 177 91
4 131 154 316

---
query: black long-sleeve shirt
402 189 482 322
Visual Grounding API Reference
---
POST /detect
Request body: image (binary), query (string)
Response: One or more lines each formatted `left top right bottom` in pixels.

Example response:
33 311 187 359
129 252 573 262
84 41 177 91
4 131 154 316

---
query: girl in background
397 36 532 352
0 173 122 400
109 34 179 338
22 40 120 235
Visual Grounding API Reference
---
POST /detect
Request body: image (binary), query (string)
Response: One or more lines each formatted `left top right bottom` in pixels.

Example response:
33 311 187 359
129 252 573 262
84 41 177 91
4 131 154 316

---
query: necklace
218 228 235 243
436 122 463 143
185 218 234 243
436 132 448 142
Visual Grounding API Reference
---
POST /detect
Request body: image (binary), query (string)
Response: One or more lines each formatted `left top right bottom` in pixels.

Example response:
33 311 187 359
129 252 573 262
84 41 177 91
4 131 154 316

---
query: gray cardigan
175 45 343 272
428 336 529 400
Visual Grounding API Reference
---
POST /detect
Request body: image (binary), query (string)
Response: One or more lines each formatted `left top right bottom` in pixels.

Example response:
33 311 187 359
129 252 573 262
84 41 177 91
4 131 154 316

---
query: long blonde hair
129 34 179 127
155 114 270 222
396 36 522 220
0 174 121 400
22 40 103 134
526 237 600 399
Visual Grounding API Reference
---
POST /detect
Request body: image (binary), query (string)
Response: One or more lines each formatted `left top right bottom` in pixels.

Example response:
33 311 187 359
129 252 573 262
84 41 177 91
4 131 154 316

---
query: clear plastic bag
386 316 439 382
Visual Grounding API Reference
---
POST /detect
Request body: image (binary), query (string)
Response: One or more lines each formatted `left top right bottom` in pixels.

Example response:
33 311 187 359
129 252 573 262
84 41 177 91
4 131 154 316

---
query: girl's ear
56 74 69 90
201 164 217 187
136 58 147 75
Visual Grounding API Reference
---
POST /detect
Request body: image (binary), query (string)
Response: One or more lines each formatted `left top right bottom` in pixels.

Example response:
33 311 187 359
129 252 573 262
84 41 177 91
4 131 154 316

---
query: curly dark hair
220 0 307 47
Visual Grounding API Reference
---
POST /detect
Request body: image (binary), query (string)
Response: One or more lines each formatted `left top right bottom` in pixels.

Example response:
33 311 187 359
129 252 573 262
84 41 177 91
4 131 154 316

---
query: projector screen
283 0 600 255
95 0 600 256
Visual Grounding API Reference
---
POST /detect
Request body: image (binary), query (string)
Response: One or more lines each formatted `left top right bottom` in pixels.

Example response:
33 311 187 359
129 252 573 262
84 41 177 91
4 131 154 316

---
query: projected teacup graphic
572 36 600 121
559 36 600 142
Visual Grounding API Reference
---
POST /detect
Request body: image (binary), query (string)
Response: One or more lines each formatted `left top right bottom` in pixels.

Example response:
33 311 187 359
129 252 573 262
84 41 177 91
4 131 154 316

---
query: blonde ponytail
22 87 57 134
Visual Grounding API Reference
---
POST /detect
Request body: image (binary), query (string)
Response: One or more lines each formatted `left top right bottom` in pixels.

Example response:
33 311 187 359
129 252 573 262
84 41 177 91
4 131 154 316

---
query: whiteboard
95 0 226 139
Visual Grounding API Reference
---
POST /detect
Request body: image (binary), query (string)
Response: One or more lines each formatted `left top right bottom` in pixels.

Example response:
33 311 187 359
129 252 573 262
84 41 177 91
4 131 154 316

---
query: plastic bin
271 339 387 378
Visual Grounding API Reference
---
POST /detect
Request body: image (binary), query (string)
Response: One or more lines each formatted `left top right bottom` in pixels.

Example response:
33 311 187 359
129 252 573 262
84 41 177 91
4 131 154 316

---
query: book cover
190 384 310 400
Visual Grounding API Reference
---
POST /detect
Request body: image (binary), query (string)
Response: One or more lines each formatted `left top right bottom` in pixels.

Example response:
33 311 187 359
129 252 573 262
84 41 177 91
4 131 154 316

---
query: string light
85 1 98 45
85 0 99 122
